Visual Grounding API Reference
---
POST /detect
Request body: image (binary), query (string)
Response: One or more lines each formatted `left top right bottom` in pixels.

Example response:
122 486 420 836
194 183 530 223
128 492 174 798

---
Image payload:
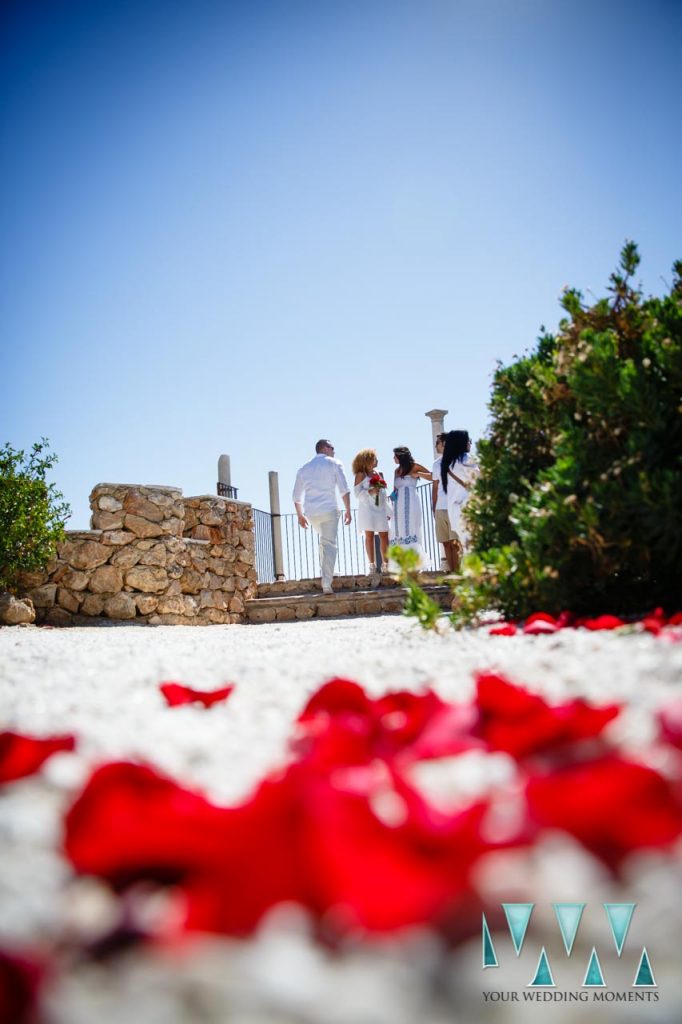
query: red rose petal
159 682 235 708
474 673 619 759
523 619 559 635
581 614 626 631
658 697 682 750
0 732 76 785
489 623 517 636
0 949 43 1024
525 756 682 867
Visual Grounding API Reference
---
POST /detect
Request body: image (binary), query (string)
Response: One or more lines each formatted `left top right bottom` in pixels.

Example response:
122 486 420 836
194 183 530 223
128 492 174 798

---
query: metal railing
253 483 442 583
217 482 239 499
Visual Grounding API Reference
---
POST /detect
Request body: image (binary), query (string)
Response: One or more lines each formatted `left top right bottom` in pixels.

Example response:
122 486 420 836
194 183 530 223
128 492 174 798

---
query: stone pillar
268 471 286 581
425 409 449 570
218 454 231 488
425 409 448 454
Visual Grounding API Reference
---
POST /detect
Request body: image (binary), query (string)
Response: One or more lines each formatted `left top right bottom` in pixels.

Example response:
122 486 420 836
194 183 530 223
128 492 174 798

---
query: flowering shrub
455 243 682 621
0 439 70 593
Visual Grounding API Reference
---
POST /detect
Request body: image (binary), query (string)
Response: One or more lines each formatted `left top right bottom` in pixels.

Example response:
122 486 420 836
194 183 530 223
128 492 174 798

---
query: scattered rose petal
0 949 43 1024
658 697 682 749
0 731 76 785
159 682 235 708
525 755 682 867
489 623 517 636
580 614 626 631
474 673 620 759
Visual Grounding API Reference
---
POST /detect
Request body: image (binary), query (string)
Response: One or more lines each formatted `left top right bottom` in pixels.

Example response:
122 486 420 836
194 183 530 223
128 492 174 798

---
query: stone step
246 583 451 624
256 570 445 598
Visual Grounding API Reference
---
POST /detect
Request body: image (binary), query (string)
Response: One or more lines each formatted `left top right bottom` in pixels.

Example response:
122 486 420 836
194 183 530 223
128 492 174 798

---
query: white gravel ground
1 616 681 1024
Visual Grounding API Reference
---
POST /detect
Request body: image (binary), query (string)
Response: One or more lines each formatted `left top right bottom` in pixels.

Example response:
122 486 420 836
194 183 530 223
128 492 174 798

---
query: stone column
218 454 231 488
425 409 449 571
425 409 448 454
268 471 286 581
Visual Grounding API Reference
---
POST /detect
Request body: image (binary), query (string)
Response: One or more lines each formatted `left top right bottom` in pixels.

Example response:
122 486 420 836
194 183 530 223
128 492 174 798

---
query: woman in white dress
389 446 432 569
441 430 479 552
352 448 390 572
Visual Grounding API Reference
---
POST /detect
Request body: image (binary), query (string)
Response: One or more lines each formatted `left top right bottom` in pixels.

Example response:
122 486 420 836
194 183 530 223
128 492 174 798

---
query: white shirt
432 456 448 511
293 454 350 516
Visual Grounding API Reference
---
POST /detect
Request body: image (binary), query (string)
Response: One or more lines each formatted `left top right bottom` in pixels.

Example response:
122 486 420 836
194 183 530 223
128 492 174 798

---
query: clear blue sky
2 0 680 528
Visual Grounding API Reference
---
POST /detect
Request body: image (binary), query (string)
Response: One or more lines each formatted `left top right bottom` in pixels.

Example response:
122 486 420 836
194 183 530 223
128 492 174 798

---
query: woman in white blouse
352 448 390 572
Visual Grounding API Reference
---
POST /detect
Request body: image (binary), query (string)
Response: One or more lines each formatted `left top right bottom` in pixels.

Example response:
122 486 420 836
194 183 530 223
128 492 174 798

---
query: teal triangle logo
482 914 498 968
502 903 534 955
553 903 585 955
633 948 656 987
604 903 635 956
528 947 555 987
582 947 606 987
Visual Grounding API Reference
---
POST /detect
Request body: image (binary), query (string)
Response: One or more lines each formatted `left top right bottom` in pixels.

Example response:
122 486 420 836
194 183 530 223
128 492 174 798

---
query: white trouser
307 510 340 589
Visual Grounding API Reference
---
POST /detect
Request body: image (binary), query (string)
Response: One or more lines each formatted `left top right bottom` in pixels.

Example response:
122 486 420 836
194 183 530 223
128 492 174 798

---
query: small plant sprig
387 545 444 630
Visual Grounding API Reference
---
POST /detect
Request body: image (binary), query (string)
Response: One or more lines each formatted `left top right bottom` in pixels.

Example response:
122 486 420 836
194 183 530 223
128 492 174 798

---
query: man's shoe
322 584 334 595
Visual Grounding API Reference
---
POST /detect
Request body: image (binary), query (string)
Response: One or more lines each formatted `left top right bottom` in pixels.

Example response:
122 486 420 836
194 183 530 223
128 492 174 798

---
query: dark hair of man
436 432 447 444
315 439 331 454
441 431 470 493
393 446 415 477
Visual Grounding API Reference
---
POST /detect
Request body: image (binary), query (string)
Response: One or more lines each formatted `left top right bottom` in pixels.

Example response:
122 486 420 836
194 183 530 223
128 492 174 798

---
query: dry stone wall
21 484 257 626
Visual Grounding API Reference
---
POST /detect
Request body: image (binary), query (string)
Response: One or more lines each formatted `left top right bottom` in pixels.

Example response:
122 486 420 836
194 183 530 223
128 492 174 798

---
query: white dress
354 474 390 533
445 455 478 550
389 474 426 568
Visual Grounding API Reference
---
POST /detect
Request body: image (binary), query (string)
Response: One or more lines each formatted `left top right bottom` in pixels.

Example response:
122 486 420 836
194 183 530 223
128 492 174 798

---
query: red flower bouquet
368 473 387 506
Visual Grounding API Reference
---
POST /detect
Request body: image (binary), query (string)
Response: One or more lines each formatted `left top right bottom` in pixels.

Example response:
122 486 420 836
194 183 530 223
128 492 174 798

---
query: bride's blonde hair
352 448 377 475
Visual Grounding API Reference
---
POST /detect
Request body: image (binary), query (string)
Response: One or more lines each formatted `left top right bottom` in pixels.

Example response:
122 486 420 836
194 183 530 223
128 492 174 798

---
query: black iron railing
217 483 239 499
253 483 442 583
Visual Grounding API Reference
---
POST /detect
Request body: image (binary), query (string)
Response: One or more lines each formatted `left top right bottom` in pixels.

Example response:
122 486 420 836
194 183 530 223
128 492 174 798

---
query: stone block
45 606 73 626
101 530 136 547
110 547 142 568
98 495 123 512
0 593 35 625
28 584 57 609
57 588 81 614
59 569 89 591
104 593 137 620
89 565 124 594
125 566 168 593
139 543 167 567
80 594 105 616
135 595 158 615
58 540 110 570
156 595 187 616
123 491 165 522
125 515 164 539
179 569 204 594
91 510 125 531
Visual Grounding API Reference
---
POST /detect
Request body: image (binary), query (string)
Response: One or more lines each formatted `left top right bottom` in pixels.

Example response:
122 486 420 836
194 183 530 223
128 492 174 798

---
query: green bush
0 439 71 592
454 243 682 622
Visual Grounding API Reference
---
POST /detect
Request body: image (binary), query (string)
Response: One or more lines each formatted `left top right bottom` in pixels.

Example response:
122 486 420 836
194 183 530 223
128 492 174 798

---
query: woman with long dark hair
441 430 478 552
389 445 432 568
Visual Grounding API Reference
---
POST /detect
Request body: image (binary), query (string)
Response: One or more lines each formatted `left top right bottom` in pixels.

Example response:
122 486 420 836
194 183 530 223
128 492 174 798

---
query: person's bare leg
364 531 375 562
379 532 389 561
444 540 460 572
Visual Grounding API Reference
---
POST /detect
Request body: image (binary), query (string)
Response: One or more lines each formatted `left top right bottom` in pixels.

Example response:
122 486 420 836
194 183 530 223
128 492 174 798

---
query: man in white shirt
431 433 461 572
293 439 352 594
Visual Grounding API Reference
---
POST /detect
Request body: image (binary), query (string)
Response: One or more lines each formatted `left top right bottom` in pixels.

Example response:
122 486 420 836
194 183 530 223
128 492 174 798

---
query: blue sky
2 0 680 528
